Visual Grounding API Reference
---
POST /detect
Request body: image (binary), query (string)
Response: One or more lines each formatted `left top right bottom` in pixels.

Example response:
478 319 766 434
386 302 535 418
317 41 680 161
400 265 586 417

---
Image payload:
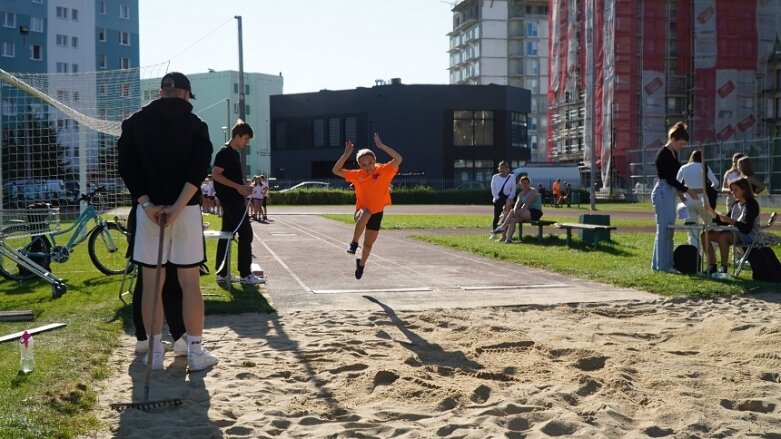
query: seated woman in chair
700 177 760 275
499 175 543 243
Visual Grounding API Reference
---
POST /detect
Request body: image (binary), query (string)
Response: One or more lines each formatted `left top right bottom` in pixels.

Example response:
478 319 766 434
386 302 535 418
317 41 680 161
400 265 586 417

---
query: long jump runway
250 214 656 312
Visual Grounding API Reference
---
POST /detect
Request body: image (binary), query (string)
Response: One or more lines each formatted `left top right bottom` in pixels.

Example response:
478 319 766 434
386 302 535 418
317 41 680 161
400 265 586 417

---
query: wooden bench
516 220 557 243
555 222 617 248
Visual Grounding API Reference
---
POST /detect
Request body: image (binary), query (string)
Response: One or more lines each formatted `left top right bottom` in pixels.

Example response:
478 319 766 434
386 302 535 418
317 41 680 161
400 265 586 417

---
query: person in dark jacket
117 72 217 372
651 121 691 272
211 119 264 285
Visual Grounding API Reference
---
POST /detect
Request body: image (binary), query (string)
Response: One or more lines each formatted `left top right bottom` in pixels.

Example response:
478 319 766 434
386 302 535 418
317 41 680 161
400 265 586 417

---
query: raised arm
374 133 403 168
332 140 354 178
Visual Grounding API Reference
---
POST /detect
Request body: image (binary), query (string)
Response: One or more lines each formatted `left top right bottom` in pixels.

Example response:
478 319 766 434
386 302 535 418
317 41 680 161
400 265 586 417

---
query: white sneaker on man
173 334 188 356
142 350 165 370
188 347 219 372
216 274 239 284
239 273 265 285
135 339 173 354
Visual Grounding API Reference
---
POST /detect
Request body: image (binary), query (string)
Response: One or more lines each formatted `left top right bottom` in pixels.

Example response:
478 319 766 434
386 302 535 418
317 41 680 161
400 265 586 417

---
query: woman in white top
254 175 269 221
489 161 516 233
676 150 718 248
722 152 744 211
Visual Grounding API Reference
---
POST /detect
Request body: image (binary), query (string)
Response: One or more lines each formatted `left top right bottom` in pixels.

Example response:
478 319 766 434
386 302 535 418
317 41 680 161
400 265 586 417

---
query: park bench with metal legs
555 222 617 248
516 220 557 243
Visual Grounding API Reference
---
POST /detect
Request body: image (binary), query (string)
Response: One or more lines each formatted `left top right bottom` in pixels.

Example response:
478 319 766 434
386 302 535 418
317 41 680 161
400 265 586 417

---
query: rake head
110 398 182 412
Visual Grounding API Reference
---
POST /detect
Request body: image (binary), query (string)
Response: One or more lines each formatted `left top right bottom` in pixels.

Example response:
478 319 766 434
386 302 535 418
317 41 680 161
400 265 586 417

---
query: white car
279 181 331 192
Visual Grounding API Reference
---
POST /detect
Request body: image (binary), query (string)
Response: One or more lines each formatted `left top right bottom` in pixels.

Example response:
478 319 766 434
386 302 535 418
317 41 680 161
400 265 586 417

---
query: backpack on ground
673 244 699 274
747 247 781 282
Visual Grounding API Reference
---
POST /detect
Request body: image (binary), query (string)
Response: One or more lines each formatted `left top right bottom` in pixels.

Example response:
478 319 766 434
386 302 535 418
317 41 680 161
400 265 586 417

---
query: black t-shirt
213 144 244 203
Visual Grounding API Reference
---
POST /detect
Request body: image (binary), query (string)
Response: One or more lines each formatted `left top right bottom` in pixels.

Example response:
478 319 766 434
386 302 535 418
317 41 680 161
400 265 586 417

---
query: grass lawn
0 216 272 439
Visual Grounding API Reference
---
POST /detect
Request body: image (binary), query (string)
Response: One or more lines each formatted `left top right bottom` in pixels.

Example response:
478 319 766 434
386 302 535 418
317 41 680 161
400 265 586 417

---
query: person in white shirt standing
676 149 718 249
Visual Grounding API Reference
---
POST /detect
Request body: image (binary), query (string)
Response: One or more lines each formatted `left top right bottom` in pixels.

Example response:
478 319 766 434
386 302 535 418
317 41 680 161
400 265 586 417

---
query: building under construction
548 0 781 190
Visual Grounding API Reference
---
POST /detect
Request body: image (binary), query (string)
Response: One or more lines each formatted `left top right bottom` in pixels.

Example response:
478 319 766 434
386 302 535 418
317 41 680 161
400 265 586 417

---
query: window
245 104 251 115
31 0 44 3
73 91 79 102
71 36 78 48
511 112 528 148
29 44 41 60
98 54 107 69
2 12 15 28
119 83 130 97
71 63 78 73
56 62 68 73
453 110 494 146
98 0 106 14
56 6 67 19
312 119 325 147
453 159 494 183
526 22 538 37
98 28 106 42
119 31 130 45
2 42 14 57
98 83 106 96
233 83 238 93
56 90 68 100
328 118 341 147
119 57 130 69
56 34 67 47
30 16 43 32
119 4 129 19
345 117 357 142
71 8 78 21
526 41 539 56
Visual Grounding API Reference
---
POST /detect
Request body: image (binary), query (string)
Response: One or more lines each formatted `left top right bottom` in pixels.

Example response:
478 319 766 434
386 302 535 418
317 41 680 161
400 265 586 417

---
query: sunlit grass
0 217 272 439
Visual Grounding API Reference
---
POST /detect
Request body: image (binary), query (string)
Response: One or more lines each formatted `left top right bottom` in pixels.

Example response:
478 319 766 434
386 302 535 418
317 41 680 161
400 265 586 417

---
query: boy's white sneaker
142 351 165 370
240 273 265 285
173 335 188 356
188 348 219 372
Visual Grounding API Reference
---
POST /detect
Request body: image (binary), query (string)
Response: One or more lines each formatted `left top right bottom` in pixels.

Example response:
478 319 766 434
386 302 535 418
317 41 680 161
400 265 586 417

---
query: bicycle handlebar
78 186 107 203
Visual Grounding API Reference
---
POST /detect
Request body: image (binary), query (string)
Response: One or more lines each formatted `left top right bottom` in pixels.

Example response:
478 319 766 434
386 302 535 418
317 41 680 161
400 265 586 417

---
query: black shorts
362 211 384 231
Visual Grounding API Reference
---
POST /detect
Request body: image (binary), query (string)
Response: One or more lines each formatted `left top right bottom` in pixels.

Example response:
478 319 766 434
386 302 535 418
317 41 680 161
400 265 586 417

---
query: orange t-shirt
552 181 561 197
342 163 398 214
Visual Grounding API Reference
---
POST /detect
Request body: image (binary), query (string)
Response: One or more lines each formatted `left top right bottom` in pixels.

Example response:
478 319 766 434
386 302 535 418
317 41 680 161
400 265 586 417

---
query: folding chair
734 211 776 277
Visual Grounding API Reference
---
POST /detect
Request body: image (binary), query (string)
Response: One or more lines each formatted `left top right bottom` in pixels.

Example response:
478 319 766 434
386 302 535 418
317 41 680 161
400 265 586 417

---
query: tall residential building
548 0 781 189
141 70 284 178
0 0 139 172
448 0 549 162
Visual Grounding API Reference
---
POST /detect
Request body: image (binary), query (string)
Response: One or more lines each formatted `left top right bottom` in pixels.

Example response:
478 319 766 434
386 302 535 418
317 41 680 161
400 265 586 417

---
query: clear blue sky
139 0 454 94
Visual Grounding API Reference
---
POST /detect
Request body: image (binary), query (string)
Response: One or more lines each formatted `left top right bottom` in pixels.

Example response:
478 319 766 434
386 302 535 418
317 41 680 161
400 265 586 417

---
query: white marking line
460 284 571 291
313 287 433 295
255 237 312 293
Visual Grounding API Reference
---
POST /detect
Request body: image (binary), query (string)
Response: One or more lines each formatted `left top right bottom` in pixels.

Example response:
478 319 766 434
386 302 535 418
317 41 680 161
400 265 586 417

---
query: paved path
249 206 657 312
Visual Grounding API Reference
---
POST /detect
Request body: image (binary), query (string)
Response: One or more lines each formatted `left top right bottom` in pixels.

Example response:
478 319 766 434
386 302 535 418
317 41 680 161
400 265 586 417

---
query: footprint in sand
643 425 674 437
720 398 777 413
540 419 579 436
372 370 399 391
327 363 369 374
575 376 602 397
235 372 259 380
470 384 491 403
475 340 535 355
573 355 607 371
760 372 781 383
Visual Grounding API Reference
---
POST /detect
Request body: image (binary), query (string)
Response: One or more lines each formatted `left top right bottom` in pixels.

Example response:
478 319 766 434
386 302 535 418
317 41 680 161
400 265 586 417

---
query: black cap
160 71 195 99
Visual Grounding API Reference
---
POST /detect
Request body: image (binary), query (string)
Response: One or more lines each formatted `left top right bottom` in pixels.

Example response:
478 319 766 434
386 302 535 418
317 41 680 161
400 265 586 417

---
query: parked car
279 181 331 193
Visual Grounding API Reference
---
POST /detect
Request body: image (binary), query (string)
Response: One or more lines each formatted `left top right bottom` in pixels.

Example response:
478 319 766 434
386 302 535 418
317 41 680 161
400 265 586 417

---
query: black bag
706 182 718 210
673 244 699 274
747 247 781 282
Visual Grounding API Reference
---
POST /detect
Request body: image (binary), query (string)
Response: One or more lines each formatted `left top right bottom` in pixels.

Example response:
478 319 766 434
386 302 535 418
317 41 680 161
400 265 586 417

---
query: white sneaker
188 348 219 372
239 273 265 285
142 350 165 370
135 339 172 354
173 334 188 356
216 274 239 284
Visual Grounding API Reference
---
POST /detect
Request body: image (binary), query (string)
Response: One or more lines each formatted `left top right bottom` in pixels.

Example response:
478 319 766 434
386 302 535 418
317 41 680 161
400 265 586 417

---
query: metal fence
628 136 781 195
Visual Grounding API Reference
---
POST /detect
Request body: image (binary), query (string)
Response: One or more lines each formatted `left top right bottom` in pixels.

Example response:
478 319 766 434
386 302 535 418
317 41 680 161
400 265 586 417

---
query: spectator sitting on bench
496 175 544 243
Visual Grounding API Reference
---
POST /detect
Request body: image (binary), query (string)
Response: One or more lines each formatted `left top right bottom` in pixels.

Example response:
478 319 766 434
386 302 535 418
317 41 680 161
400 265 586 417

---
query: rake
111 213 182 412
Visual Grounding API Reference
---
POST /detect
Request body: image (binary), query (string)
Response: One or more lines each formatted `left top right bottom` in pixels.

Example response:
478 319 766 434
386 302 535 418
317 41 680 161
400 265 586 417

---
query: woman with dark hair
701 177 760 275
737 156 766 195
651 122 691 272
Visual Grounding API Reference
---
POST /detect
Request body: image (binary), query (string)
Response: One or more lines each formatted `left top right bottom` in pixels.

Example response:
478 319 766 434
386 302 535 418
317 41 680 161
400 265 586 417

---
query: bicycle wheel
0 225 52 281
88 222 131 275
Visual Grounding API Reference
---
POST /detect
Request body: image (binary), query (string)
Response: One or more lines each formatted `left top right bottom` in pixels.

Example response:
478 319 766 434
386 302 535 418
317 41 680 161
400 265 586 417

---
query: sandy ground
88 294 781 438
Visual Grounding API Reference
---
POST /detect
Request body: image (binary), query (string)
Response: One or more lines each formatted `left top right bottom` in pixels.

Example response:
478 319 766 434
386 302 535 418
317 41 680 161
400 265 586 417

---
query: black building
270 82 530 186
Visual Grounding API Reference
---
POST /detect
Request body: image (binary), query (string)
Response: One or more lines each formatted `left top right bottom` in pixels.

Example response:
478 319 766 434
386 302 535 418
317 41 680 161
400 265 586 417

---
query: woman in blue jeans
651 122 691 272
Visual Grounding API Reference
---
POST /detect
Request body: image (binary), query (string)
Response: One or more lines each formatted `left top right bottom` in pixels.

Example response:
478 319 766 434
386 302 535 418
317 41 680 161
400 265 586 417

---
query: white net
0 63 169 212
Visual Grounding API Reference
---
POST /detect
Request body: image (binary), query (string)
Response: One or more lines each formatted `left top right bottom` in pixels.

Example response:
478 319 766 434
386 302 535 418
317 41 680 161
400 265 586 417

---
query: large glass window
2 12 15 28
312 119 325 147
453 110 494 146
30 17 43 32
511 112 528 148
526 22 538 37
2 42 14 57
453 159 494 183
344 116 357 142
328 118 341 147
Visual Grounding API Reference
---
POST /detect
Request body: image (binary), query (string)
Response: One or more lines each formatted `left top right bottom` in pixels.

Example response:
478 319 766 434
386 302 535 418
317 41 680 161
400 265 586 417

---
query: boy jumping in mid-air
332 132 402 279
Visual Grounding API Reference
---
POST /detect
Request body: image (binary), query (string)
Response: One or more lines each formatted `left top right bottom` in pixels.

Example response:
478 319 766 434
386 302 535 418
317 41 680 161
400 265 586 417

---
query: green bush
267 186 493 205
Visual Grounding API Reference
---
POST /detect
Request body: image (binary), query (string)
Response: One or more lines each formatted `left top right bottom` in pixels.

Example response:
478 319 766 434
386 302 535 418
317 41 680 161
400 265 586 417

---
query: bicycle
0 186 130 282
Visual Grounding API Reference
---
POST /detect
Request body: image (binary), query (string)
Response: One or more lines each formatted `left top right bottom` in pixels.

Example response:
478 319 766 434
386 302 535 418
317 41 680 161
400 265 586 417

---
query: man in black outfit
211 120 264 285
